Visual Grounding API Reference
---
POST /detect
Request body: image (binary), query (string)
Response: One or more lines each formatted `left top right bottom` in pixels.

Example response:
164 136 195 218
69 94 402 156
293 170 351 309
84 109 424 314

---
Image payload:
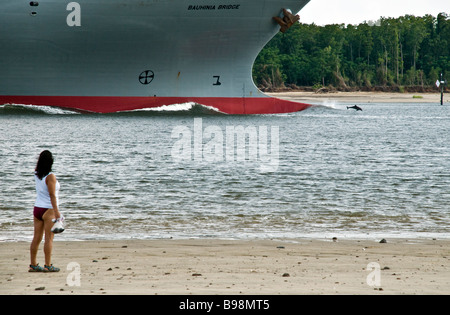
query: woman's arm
46 173 61 219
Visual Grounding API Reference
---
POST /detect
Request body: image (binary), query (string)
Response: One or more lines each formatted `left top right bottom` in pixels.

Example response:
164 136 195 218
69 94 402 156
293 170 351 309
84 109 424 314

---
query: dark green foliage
253 13 450 91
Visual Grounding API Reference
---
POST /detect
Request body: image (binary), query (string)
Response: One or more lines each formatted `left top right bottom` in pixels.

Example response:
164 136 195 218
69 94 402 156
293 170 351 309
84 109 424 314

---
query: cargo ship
0 0 311 114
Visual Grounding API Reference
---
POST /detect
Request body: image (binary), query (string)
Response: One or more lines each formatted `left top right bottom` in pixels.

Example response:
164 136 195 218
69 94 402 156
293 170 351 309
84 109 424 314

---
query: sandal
29 264 45 272
44 264 60 272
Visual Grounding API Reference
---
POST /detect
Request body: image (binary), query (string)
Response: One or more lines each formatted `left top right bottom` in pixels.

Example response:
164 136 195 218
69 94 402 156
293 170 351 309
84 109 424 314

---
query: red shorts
33 206 48 221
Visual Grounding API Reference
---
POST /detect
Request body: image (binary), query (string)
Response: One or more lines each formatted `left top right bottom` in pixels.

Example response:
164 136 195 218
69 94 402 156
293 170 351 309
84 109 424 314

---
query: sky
299 0 450 25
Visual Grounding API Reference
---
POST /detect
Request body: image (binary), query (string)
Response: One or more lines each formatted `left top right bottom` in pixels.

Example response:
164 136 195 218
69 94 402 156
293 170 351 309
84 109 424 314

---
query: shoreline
1 238 448 295
268 91 448 104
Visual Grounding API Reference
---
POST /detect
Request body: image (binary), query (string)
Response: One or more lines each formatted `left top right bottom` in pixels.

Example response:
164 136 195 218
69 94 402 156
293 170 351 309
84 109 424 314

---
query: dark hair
35 150 54 180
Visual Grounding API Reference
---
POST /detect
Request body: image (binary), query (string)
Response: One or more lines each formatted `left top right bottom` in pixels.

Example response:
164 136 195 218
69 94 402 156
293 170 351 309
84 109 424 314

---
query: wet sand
0 238 448 295
268 91 447 104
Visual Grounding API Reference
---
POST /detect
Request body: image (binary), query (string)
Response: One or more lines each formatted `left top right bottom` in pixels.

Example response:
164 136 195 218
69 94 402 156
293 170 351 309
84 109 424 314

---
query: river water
0 101 449 241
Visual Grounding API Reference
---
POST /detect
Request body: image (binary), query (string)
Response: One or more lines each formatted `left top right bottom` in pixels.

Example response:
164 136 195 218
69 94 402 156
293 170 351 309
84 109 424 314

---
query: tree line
253 13 449 92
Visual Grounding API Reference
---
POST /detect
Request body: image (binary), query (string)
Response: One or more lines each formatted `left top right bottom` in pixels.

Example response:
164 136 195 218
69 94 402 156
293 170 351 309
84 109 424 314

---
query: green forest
253 13 449 92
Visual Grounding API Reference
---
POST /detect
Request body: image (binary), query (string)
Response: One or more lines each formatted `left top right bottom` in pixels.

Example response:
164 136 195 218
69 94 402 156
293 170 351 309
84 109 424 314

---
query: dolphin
347 105 362 111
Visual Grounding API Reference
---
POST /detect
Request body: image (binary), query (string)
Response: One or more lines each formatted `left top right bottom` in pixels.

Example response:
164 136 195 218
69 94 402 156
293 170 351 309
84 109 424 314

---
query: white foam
2 103 80 115
129 102 223 113
319 100 347 110
136 102 196 111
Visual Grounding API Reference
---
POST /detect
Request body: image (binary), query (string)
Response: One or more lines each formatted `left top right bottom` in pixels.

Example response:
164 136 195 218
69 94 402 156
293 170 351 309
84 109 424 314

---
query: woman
29 150 62 272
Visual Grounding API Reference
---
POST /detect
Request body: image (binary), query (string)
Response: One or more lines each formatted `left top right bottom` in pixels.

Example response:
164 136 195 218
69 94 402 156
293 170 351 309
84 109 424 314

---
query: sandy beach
0 238 448 295
268 91 448 104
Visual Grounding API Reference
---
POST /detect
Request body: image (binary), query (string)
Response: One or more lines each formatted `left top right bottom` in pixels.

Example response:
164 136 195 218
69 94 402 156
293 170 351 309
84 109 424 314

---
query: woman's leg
30 216 44 267
42 209 55 267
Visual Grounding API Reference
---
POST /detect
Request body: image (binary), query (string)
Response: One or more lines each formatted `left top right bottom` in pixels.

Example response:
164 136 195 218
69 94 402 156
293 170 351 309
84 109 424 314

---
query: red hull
0 95 310 114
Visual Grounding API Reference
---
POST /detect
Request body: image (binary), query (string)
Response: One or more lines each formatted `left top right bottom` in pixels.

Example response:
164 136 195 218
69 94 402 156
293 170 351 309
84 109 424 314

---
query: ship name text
188 4 241 11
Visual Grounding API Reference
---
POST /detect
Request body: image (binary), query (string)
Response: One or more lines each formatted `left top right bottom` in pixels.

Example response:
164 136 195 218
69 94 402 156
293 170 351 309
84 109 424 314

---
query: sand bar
268 91 448 104
0 238 448 295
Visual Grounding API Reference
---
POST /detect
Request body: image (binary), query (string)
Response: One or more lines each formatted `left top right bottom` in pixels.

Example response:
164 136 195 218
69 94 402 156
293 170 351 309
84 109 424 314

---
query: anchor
273 9 300 33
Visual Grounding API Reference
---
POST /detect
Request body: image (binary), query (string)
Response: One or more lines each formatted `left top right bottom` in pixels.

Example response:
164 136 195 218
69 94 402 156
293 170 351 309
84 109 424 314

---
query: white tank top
35 173 60 209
